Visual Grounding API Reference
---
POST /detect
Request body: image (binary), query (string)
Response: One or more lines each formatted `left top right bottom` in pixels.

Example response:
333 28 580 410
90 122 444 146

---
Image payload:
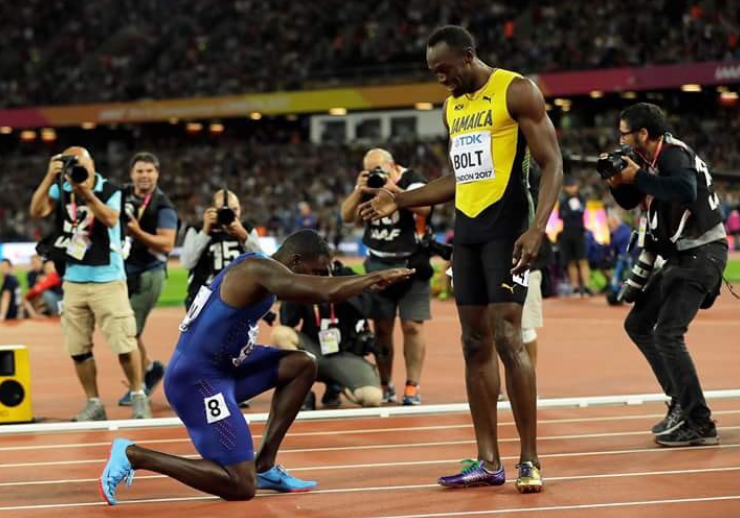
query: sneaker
322 383 342 408
256 465 317 493
655 420 719 447
438 459 506 488
131 393 152 419
381 382 397 404
118 391 134 407
515 461 544 493
301 391 316 411
73 399 107 422
402 384 421 406
144 360 166 395
99 438 135 505
652 400 684 435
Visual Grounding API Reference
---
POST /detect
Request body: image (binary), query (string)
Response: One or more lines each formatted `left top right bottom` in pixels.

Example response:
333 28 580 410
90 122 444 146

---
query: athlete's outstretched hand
359 189 398 221
369 267 415 292
511 228 544 276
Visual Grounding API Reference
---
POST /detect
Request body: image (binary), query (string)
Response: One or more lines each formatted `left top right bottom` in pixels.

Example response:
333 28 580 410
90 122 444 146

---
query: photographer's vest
186 225 251 305
362 168 428 258
53 179 120 266
647 134 724 256
445 68 534 244
123 186 177 268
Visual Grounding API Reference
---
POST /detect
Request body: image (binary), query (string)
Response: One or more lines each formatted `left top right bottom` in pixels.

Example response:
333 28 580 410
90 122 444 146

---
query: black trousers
624 240 728 426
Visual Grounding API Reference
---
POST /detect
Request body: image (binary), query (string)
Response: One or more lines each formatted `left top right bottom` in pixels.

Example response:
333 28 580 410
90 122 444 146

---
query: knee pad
522 328 538 344
71 352 94 364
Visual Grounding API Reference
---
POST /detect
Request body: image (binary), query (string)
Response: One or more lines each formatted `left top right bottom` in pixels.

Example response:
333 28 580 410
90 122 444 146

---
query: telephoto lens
617 249 656 303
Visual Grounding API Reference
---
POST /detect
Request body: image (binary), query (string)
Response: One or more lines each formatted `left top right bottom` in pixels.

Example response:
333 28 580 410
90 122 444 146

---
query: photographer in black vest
340 148 431 406
181 189 263 310
605 103 728 447
271 259 381 409
119 152 178 406
29 147 150 421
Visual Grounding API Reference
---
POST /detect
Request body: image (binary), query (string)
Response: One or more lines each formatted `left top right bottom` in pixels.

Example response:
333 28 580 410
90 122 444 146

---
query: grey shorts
128 268 166 336
297 332 380 390
363 255 431 322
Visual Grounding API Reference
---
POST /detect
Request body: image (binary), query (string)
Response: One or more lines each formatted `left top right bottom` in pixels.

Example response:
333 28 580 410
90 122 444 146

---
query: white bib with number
66 230 90 260
204 392 231 424
450 131 494 185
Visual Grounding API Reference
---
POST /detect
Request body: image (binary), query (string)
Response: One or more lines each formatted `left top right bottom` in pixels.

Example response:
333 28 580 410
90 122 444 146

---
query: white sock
131 389 146 397
88 397 101 403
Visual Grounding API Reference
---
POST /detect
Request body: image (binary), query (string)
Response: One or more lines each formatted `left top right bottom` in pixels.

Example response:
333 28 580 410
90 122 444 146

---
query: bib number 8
204 393 231 424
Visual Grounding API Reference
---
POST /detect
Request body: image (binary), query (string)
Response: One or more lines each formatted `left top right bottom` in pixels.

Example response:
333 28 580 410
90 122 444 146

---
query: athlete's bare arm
220 257 413 307
507 77 563 274
360 99 455 220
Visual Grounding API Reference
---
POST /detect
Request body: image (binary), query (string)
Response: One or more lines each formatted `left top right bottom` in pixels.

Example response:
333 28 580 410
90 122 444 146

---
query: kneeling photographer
340 148 432 405
180 189 263 309
601 103 728 447
270 259 382 409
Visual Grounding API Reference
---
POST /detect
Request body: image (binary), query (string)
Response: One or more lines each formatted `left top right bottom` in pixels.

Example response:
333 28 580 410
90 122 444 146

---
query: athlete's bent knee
222 479 256 501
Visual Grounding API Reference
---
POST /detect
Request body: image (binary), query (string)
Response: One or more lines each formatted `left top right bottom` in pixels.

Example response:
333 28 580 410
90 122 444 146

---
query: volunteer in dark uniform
361 25 563 492
181 189 263 310
609 102 728 447
341 148 431 406
119 152 178 405
558 176 591 296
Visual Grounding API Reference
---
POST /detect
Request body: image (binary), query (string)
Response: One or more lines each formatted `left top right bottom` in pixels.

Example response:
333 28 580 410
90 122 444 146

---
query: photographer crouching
119 152 178 406
270 259 382 409
341 148 435 405
29 147 150 420
601 103 728 447
180 189 263 309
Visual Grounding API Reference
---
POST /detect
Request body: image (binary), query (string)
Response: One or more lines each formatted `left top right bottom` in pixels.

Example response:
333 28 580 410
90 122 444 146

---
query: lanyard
314 304 336 327
69 193 94 231
136 192 153 220
650 137 664 168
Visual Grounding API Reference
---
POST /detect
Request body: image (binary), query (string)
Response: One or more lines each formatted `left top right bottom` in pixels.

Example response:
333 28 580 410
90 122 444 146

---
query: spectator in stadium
0 259 21 321
271 259 382 410
180 189 263 310
559 176 591 296
26 254 44 289
22 259 63 317
119 152 178 406
340 148 431 405
294 201 319 233
29 147 151 421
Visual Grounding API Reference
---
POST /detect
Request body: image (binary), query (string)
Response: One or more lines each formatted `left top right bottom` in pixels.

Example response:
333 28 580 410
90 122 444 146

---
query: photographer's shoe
655 420 719 447
322 383 342 408
73 399 107 422
402 384 421 406
438 459 505 488
257 465 316 493
301 391 316 411
515 461 544 493
381 382 397 404
131 393 152 419
652 400 684 435
144 360 166 396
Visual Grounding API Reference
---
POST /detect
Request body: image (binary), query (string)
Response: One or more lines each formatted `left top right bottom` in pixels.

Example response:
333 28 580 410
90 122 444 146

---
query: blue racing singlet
175 252 276 371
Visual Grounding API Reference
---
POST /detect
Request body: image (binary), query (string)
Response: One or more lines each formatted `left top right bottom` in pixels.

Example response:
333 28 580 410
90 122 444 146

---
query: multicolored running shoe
438 459 506 488
515 461 543 493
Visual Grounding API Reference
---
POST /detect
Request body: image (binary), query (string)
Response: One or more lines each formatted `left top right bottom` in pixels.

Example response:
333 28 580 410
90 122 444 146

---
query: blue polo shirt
49 174 126 283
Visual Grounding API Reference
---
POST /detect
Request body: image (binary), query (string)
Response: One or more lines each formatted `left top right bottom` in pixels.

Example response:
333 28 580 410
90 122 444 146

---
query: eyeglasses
619 129 638 137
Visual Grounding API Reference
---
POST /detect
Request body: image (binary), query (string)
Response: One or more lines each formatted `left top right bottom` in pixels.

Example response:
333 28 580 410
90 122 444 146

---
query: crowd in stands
1 0 738 107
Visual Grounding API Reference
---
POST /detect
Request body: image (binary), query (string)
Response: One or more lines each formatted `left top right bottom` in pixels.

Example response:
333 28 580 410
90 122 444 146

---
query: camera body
366 166 389 189
417 231 453 261
216 206 236 226
58 155 89 184
596 144 639 180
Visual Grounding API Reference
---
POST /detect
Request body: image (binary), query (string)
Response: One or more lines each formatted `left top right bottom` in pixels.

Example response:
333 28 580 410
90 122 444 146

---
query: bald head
363 148 395 173
213 189 241 218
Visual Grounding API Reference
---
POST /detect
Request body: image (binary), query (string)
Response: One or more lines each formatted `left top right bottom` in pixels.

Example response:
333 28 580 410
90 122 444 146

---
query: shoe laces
460 459 482 475
274 465 290 478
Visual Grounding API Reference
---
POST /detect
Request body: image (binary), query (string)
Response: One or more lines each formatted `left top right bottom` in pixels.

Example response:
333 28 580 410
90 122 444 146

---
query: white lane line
1 468 740 511
2 409 739 453
1 442 738 480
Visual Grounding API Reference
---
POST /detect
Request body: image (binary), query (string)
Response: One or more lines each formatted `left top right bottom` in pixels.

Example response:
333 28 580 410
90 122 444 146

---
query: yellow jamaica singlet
445 68 534 244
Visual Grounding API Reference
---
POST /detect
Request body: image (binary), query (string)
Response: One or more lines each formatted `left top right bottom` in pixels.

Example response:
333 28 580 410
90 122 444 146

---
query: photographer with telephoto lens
270 259 382 410
340 148 433 405
605 103 728 447
29 147 150 421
